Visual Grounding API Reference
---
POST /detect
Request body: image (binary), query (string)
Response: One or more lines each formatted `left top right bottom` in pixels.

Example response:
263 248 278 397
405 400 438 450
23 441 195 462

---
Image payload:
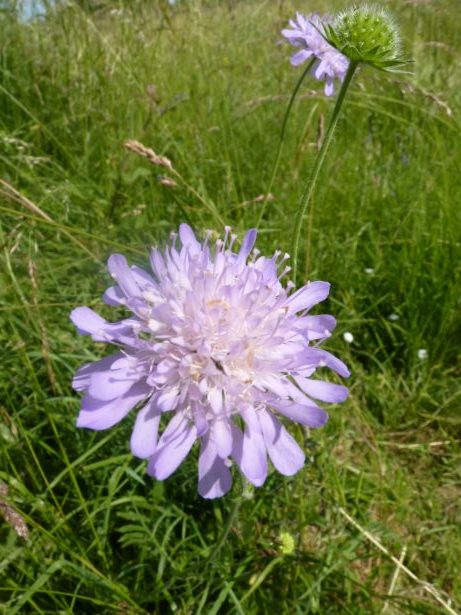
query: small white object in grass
417 348 428 360
343 332 354 344
364 268 375 274
388 313 399 321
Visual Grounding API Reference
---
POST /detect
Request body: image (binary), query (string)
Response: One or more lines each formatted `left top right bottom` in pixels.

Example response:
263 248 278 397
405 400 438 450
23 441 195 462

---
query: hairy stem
257 59 315 228
292 62 358 281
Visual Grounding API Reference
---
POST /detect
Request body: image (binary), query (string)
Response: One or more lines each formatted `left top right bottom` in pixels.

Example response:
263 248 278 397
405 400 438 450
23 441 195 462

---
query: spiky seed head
323 4 407 71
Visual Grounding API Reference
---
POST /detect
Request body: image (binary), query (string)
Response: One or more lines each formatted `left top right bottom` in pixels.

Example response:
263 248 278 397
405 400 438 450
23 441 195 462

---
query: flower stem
292 62 358 282
257 59 315 228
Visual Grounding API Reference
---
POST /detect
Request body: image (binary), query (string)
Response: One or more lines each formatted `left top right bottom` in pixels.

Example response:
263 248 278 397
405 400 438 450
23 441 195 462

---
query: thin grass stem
207 496 241 563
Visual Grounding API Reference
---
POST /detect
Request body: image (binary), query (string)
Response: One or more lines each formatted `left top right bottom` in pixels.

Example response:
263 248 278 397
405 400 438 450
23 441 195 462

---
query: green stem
207 496 241 563
292 62 358 282
257 59 315 228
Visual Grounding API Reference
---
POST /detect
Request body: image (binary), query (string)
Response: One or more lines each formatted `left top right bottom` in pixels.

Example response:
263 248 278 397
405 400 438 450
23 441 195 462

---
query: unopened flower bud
279 531 296 555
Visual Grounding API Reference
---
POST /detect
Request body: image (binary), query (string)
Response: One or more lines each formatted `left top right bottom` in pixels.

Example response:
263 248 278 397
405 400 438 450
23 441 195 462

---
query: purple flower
282 13 349 96
71 225 349 498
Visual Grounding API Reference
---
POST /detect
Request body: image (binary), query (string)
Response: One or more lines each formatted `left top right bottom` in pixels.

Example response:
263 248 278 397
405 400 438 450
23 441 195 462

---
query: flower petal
179 223 201 254
272 399 329 428
293 377 349 403
295 314 336 340
236 229 257 266
71 307 106 337
315 59 328 80
156 386 179 412
77 381 150 430
285 281 330 314
212 419 233 458
70 307 139 345
259 374 301 401
107 254 140 298
291 48 312 66
208 388 223 414
88 364 144 401
130 398 161 458
324 79 334 97
305 348 350 378
232 409 267 486
103 285 125 306
149 248 167 279
259 409 305 476
147 412 197 480
72 353 123 392
198 433 232 499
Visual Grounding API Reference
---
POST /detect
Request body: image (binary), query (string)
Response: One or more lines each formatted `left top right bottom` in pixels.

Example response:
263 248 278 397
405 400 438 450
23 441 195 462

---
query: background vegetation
1 0 460 612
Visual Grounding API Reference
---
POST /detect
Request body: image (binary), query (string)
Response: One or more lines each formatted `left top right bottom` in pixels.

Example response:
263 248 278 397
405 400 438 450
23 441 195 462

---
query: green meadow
1 0 460 612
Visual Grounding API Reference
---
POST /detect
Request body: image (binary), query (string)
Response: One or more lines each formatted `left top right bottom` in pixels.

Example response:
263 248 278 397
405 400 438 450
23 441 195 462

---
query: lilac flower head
71 225 349 498
282 13 349 96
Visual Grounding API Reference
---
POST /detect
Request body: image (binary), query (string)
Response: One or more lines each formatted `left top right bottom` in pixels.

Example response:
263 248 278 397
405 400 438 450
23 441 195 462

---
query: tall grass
1 0 460 612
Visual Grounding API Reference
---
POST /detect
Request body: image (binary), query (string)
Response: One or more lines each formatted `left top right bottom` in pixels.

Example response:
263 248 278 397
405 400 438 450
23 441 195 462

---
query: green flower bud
279 531 296 556
323 4 408 71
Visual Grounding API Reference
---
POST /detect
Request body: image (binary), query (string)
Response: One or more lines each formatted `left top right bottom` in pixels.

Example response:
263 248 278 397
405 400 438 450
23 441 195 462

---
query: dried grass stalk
0 484 29 539
124 140 173 171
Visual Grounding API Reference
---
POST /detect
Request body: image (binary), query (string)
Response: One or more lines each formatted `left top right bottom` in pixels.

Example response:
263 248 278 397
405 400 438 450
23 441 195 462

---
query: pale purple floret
71 225 349 499
282 13 349 96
